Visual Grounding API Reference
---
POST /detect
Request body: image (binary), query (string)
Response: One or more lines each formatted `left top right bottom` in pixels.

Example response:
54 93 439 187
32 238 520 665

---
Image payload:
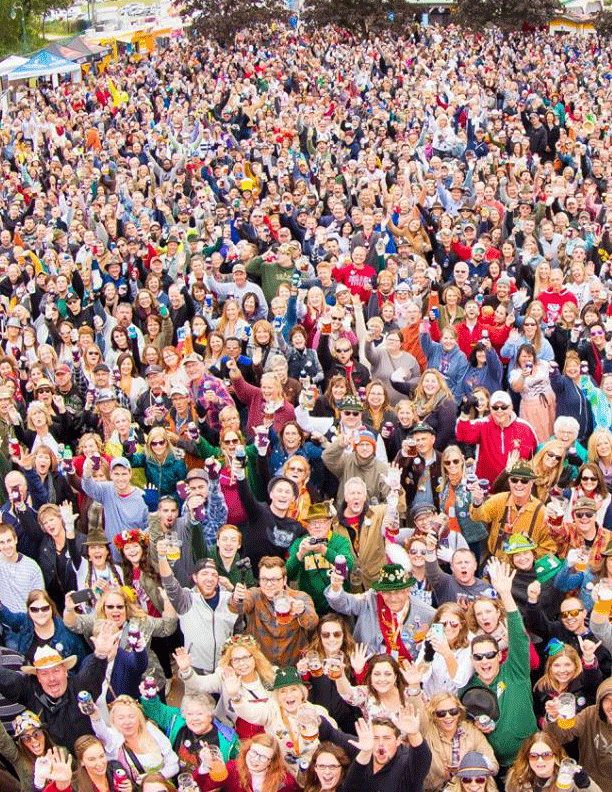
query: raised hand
91 620 120 658
488 560 516 597
348 718 374 754
220 666 241 697
394 703 420 736
578 635 601 665
47 748 73 784
349 643 371 675
173 647 193 672
399 660 425 688
527 580 541 603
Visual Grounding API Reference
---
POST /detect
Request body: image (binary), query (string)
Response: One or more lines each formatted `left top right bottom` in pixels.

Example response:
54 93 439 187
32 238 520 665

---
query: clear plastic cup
556 693 576 729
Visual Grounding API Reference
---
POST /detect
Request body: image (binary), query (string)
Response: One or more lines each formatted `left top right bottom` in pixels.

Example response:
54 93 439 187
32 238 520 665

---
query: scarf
376 592 412 662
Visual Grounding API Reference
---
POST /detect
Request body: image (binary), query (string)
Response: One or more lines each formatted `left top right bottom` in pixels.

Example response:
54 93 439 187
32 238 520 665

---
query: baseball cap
490 390 512 407
110 457 131 470
145 365 163 376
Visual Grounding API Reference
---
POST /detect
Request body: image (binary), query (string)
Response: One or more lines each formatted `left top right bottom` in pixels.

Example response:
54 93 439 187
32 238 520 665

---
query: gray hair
553 416 579 438
344 477 367 496
180 692 216 715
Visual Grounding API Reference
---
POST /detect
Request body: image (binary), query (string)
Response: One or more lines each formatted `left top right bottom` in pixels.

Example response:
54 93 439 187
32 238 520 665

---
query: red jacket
332 263 376 304
456 413 538 484
195 761 300 792
456 320 484 357
538 288 578 324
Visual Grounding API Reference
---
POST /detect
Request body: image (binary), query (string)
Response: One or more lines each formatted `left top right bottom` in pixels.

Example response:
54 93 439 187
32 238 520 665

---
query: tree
595 9 612 38
181 0 290 46
302 0 418 37
452 0 562 31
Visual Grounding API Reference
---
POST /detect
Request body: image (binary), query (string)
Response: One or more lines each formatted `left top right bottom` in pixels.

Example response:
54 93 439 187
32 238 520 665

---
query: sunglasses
20 729 44 742
472 650 498 661
575 511 594 519
546 452 563 461
150 440 166 447
434 707 460 718
37 388 52 394
462 778 486 785
561 608 584 618
440 620 460 629
105 604 126 610
591 330 605 336
342 411 361 417
444 459 462 466
580 476 597 482
529 751 554 761
409 548 427 556
509 477 530 484
491 404 509 411
336 348 352 353
321 630 343 638
29 604 51 613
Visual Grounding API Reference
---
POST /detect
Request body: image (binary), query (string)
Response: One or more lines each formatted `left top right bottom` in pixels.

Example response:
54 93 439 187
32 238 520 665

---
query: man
333 246 377 305
286 501 354 613
0 469 45 561
423 531 495 605
526 584 611 677
341 715 431 792
548 495 612 567
318 332 371 392
81 457 148 553
54 363 83 414
0 624 115 752
538 268 577 325
133 365 172 427
150 467 228 586
456 390 538 484
470 460 555 560
183 353 233 430
460 561 536 772
325 563 434 659
395 423 442 514
231 556 318 666
0 523 44 617
158 546 236 674
206 261 268 317
322 429 390 507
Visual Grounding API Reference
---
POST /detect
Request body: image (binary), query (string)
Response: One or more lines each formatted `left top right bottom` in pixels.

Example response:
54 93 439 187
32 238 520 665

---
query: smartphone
71 588 95 606
430 622 444 641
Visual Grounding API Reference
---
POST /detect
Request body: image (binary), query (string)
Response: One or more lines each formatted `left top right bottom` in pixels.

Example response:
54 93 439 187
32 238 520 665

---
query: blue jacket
420 333 469 402
129 451 187 505
549 369 594 445
0 609 89 670
81 646 148 701
439 481 487 545
462 348 503 397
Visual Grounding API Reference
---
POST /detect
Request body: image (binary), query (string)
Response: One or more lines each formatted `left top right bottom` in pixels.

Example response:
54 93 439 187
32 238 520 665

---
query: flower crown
113 529 149 550
221 634 258 654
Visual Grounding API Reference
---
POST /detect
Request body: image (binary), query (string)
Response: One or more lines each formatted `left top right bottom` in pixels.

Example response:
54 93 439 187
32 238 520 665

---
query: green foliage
302 0 418 36
182 0 290 45
452 0 563 30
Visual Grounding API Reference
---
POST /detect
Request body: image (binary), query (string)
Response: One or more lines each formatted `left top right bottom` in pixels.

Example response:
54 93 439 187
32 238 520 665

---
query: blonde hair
534 646 581 694
219 640 275 688
413 369 454 417
26 401 52 431
588 428 612 465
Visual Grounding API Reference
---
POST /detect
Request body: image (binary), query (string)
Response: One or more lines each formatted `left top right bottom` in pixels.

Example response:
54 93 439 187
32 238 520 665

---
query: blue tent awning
7 50 81 81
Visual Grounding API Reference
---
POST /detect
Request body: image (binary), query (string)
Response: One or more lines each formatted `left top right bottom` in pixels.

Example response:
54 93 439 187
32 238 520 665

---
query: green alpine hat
503 533 537 555
373 563 414 592
508 460 535 480
337 395 363 412
272 666 303 690
303 501 336 522
535 554 562 584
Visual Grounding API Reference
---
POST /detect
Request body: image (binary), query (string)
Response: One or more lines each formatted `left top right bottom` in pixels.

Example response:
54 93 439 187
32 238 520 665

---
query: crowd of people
1 16 612 792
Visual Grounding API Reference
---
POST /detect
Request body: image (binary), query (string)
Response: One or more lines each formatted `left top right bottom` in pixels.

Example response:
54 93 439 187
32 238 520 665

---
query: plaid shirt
230 587 318 667
548 519 612 566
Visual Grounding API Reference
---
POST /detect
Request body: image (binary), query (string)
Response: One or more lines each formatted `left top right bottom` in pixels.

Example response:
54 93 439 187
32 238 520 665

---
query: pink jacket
232 376 295 437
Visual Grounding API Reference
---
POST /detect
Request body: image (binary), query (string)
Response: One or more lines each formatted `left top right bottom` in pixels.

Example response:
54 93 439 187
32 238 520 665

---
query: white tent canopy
0 55 28 78
7 50 81 81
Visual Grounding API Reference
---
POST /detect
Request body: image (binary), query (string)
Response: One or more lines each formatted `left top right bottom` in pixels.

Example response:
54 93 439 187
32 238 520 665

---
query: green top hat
337 395 363 412
503 533 537 555
535 554 562 584
373 563 414 592
272 666 303 690
508 460 535 480
303 501 336 521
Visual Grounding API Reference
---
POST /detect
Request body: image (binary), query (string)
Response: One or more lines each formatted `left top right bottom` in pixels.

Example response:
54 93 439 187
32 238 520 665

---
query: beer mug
556 693 576 729
556 758 578 790
305 650 323 677
208 745 228 782
323 652 344 680
166 532 182 562
297 704 319 742
273 593 293 625
594 581 612 617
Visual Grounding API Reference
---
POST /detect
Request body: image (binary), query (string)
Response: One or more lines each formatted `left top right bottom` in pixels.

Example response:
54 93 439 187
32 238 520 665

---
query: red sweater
194 761 299 792
332 262 376 304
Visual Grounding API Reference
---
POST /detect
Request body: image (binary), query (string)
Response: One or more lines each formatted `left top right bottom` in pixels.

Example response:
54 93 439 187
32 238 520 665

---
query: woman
509 344 556 443
36 502 82 611
105 326 134 371
141 774 177 792
0 711 54 792
415 691 498 792
361 380 398 435
90 695 179 782
462 342 502 398
281 456 315 521
0 588 87 668
161 346 189 392
505 731 601 792
139 688 239 775
550 351 595 448
549 301 579 371
303 742 350 792
533 644 601 727
194 734 299 792
441 750 497 792
530 440 570 503
556 543 612 612
36 734 132 792
114 529 163 617
564 463 612 527
64 584 177 690
68 526 124 594
247 320 286 374
501 318 554 369
26 446 74 509
228 666 334 772
364 332 420 405
241 292 262 325
213 299 248 340
438 285 464 331
176 635 274 738
401 369 456 451
127 427 187 506
333 652 413 722
203 332 225 373
297 615 360 734
116 353 147 409
229 364 295 438
105 407 146 488
144 314 173 355
403 535 436 607
588 428 612 491
439 446 488 564
311 375 349 419
420 326 468 403
14 401 62 456
416 604 473 697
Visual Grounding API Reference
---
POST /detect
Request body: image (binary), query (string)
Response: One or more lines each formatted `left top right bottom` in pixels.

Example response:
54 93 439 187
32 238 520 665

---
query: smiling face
183 700 213 735
28 597 53 628
559 598 586 634
370 660 397 695
245 741 274 775
122 541 143 566
277 684 304 713
314 750 343 791
421 372 440 397
269 480 295 512
20 727 47 757
36 664 68 699
433 696 461 734
549 654 578 687
81 742 107 777
473 600 499 633
528 739 556 780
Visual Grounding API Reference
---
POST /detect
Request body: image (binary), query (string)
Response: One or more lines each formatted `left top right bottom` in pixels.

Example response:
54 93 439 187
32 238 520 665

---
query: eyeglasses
472 650 498 661
491 404 509 411
529 751 554 761
231 654 253 664
315 763 342 771
444 459 462 466
223 437 239 445
248 748 273 762
560 608 584 618
575 511 594 520
342 411 361 417
440 620 460 629
409 548 427 556
150 440 167 447
37 388 52 394
20 729 44 742
105 604 126 610
321 630 343 638
336 347 352 353
509 477 529 484
434 706 460 718
545 452 563 461
260 576 284 585
461 778 486 785
29 604 51 613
